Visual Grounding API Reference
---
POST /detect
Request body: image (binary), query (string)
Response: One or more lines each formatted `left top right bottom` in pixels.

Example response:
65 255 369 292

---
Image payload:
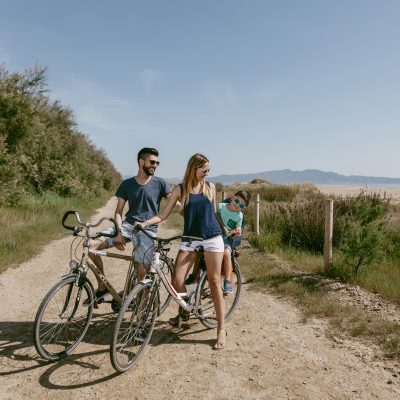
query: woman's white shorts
179 235 224 253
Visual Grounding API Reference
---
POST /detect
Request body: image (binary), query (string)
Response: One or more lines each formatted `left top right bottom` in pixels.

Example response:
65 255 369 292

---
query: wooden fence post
221 191 226 202
324 199 334 269
256 193 260 235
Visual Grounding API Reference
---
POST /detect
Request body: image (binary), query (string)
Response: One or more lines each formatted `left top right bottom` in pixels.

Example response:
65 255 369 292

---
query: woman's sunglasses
234 198 246 209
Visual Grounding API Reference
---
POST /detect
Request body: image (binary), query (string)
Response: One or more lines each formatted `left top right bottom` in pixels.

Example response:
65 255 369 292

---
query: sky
1 0 400 179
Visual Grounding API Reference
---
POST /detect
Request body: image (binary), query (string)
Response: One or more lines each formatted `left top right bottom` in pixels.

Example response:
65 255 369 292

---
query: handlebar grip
133 224 146 234
99 217 120 238
62 210 78 231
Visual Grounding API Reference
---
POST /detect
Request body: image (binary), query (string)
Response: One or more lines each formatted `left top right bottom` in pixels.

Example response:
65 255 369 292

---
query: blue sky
1 0 400 179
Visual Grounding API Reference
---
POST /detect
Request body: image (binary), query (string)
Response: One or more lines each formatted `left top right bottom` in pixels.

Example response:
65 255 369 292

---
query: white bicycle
110 226 242 372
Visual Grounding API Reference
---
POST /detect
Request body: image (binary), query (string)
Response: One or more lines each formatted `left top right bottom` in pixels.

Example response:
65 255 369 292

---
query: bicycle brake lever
73 226 83 236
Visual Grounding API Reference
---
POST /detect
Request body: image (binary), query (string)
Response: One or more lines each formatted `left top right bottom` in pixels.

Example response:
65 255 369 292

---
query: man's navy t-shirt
115 176 171 226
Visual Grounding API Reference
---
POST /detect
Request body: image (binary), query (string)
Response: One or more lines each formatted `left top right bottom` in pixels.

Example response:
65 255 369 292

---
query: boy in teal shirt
217 190 251 294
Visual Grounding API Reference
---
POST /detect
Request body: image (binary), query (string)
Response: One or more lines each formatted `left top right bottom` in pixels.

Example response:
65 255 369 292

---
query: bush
334 193 390 275
0 64 121 205
251 192 391 272
250 178 271 184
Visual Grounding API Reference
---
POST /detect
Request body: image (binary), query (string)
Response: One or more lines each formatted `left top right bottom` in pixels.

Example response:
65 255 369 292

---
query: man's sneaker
83 288 108 306
223 279 233 295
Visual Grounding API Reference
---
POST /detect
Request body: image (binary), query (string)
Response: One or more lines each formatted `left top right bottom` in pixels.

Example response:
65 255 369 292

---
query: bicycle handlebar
61 210 119 238
133 224 199 244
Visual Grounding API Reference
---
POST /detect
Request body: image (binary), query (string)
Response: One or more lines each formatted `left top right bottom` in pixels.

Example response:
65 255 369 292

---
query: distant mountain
167 169 400 186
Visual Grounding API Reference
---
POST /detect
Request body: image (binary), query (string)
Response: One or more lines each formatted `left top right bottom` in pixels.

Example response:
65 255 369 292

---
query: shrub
335 193 390 275
0 64 121 205
250 178 271 185
250 191 391 273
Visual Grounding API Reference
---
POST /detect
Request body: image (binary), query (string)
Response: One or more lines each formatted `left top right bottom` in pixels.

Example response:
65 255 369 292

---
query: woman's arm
140 185 181 228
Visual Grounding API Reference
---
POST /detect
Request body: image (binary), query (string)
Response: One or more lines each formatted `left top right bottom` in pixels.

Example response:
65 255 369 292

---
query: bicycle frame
85 250 135 307
140 245 208 318
63 210 138 308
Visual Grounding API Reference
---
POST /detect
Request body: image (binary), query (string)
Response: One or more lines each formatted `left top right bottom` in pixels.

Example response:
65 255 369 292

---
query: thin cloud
202 80 237 110
52 76 145 136
139 69 161 89
256 89 276 100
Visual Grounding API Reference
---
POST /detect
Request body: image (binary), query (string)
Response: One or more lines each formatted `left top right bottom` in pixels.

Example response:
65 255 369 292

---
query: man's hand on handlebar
133 221 148 231
114 232 126 251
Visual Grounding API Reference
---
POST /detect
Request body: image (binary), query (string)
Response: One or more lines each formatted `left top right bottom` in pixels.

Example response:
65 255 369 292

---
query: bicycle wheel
197 260 242 329
33 275 94 360
158 254 173 315
110 281 158 372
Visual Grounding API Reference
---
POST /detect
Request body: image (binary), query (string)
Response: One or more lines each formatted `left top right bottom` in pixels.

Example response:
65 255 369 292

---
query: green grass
0 191 112 273
354 260 400 304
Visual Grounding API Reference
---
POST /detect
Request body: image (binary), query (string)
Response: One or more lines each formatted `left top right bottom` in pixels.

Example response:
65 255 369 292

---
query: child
217 190 251 294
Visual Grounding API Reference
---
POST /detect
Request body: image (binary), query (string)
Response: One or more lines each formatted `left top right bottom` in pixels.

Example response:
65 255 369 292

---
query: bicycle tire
33 275 94 360
197 260 242 329
158 254 173 315
110 281 158 372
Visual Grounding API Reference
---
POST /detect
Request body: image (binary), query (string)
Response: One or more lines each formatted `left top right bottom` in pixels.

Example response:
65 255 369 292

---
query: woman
137 153 226 350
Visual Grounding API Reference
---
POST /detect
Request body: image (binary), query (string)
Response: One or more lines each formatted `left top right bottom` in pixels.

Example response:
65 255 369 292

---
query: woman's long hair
181 153 212 205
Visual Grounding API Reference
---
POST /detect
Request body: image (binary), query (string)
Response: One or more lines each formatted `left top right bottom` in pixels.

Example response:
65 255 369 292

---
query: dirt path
1 199 400 400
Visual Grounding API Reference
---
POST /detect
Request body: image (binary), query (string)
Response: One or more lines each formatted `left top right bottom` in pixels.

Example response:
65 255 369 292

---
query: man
88 147 171 304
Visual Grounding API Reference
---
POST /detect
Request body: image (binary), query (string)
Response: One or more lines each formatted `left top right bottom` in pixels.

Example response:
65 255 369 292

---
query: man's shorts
179 235 224 253
102 221 156 265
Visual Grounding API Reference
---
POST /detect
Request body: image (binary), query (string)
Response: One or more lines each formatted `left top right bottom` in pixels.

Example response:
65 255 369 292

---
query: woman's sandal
213 329 227 350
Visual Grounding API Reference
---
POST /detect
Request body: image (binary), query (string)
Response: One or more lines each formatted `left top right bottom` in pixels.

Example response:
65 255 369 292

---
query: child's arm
229 212 243 237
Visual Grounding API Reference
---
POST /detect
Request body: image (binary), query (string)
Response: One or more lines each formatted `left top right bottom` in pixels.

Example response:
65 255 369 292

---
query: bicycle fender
60 273 94 292
140 278 153 285
60 272 79 281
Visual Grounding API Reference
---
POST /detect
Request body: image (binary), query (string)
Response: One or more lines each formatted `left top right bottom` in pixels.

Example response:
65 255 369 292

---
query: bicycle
110 226 242 372
33 210 174 361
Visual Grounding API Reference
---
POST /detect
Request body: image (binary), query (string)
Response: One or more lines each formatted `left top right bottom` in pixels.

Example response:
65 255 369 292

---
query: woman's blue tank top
183 192 222 239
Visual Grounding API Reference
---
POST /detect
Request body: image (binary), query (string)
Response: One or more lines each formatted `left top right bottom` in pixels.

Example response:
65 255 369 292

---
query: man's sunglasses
144 159 160 166
234 198 246 209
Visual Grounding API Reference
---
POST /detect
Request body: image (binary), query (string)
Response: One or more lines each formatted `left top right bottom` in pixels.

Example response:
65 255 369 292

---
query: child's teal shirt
217 203 243 238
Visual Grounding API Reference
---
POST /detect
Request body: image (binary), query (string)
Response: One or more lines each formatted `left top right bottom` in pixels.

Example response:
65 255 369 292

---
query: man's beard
143 165 155 176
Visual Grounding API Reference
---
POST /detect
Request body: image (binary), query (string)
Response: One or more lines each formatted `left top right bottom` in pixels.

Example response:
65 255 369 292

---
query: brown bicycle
33 210 174 361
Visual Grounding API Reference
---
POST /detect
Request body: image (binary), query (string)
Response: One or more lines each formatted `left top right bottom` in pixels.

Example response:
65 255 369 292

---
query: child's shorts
223 235 242 251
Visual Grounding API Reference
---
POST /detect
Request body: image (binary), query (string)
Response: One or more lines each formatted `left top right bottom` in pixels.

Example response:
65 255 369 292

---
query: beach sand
317 184 400 201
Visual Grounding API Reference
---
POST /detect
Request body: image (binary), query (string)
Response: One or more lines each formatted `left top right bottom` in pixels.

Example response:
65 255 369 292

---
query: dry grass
0 192 111 273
